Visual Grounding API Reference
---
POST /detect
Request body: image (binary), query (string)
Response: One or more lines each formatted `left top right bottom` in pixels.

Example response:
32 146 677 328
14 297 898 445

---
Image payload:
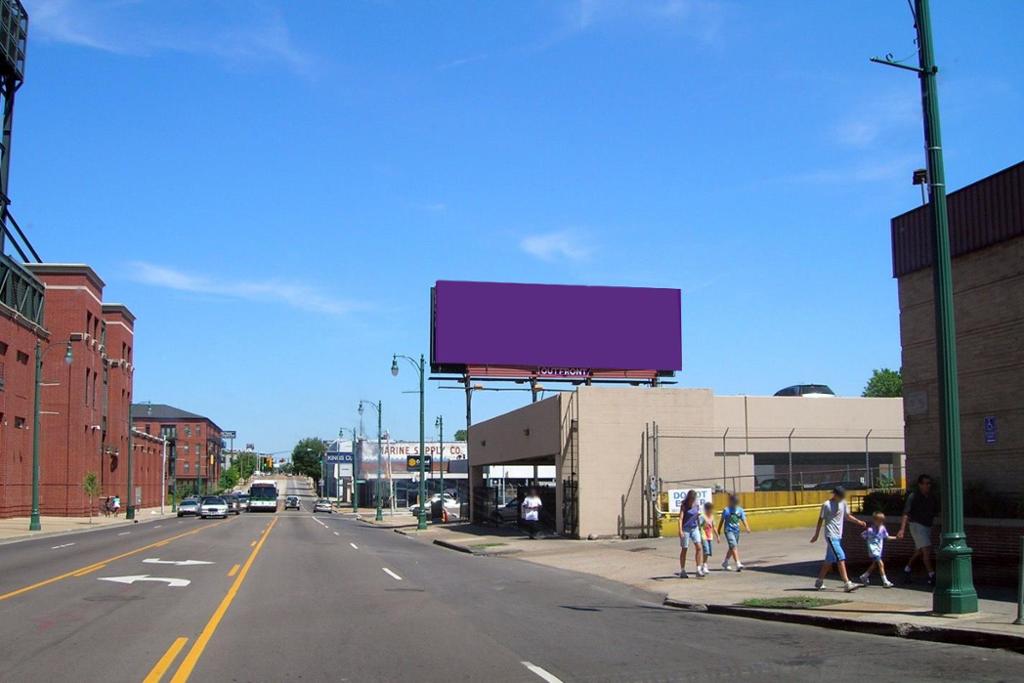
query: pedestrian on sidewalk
717 494 751 571
896 474 937 586
521 488 542 540
859 511 894 588
677 490 704 578
810 486 867 592
111 495 121 517
699 501 719 575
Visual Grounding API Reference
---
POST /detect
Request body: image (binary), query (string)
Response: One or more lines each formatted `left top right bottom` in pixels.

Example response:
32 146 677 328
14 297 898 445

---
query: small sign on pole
983 416 997 445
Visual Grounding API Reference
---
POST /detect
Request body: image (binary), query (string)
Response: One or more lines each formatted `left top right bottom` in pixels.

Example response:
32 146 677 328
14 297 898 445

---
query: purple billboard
431 280 681 374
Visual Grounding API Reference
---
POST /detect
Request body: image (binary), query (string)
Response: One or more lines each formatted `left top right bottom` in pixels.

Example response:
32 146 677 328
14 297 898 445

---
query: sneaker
697 566 706 577
814 579 824 591
721 560 732 571
735 562 744 571
902 569 913 584
702 563 709 573
678 570 689 579
859 573 870 585
882 577 894 588
844 581 859 593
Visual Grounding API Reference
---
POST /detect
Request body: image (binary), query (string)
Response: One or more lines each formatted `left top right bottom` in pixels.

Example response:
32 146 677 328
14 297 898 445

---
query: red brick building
0 255 47 517
133 404 223 496
0 261 159 518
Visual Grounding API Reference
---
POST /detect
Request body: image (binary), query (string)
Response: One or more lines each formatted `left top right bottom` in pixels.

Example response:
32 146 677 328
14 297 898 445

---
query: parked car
408 493 458 517
284 495 301 511
774 384 836 397
177 497 200 517
236 493 249 511
757 478 791 491
313 498 333 514
812 480 868 491
199 495 229 519
223 494 242 515
490 499 520 524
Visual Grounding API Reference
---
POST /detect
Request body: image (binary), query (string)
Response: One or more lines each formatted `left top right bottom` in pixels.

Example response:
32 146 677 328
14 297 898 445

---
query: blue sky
12 1 1023 453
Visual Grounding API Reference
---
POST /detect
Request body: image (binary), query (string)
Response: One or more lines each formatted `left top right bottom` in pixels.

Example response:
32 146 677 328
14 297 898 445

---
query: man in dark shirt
897 474 938 586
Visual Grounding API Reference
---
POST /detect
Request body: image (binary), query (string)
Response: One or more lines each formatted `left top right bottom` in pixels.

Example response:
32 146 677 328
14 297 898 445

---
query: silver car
177 497 200 517
313 499 333 514
199 495 228 519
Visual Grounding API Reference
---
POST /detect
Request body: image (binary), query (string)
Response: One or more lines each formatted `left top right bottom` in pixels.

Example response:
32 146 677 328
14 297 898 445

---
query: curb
662 598 1024 653
0 511 177 547
433 538 474 554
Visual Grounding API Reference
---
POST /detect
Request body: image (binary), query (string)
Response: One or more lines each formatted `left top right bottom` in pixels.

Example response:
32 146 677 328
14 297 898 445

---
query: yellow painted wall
658 494 865 537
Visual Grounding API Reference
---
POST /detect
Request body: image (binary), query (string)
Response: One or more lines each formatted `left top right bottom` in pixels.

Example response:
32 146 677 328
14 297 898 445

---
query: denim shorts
679 527 701 549
825 537 846 563
909 522 932 549
701 539 713 557
725 531 739 548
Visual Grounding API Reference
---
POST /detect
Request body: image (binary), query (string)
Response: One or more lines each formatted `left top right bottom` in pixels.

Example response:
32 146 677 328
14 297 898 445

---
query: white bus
248 479 279 512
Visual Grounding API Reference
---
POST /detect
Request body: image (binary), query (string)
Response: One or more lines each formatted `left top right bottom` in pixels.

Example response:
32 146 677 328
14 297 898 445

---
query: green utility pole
872 0 977 614
352 425 359 512
29 341 74 531
376 402 383 522
914 0 976 615
126 412 135 520
391 354 428 530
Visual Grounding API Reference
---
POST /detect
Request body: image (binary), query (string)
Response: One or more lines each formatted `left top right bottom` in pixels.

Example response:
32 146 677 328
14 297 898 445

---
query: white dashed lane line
51 542 75 550
382 568 402 581
117 532 130 536
521 662 564 683
333 531 339 536
349 543 358 550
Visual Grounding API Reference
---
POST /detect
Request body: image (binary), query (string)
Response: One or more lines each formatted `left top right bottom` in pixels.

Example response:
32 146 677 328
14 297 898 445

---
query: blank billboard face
432 280 681 373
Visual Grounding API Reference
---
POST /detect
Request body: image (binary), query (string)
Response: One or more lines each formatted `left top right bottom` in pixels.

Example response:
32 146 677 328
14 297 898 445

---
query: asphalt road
0 476 1019 682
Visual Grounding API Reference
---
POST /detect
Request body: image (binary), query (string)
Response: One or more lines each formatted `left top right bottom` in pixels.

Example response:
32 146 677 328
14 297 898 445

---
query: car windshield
201 496 223 505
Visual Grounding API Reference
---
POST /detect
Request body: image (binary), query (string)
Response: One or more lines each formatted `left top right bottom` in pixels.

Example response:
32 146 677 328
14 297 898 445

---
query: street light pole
359 401 384 521
872 0 977 614
29 340 74 531
435 415 444 511
392 353 427 530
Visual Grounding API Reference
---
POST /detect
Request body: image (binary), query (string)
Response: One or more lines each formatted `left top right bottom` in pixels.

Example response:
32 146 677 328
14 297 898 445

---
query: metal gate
619 423 659 539
560 393 579 537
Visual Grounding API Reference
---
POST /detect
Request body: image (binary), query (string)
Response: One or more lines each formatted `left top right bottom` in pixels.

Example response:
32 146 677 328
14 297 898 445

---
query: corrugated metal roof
891 161 1024 277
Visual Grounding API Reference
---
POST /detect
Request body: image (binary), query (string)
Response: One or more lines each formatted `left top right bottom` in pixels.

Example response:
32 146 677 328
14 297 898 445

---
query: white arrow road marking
142 559 214 566
98 575 191 588
521 662 564 683
51 542 75 549
382 568 402 581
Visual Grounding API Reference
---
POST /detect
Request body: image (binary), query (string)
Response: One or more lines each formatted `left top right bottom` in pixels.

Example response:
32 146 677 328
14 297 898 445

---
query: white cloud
127 261 355 315
832 91 919 148
24 0 315 75
519 231 593 262
571 0 725 43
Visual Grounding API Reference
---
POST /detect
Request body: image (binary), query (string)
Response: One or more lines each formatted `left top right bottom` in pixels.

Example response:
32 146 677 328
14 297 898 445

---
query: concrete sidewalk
405 523 1024 652
0 505 179 544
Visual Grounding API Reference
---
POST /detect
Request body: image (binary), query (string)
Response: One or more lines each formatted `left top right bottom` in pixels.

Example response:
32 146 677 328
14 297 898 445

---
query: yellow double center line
166 516 277 682
0 521 225 602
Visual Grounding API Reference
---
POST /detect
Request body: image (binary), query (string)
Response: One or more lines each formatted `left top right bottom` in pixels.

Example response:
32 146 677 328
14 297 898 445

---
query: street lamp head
390 355 399 377
435 416 441 428
63 342 73 366
358 402 364 416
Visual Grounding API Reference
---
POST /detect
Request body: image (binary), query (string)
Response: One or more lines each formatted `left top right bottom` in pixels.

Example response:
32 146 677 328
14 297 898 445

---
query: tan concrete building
893 161 1024 495
469 386 904 538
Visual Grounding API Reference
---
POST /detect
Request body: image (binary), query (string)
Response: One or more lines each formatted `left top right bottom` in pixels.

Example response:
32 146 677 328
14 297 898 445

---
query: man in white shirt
810 486 866 591
521 488 542 540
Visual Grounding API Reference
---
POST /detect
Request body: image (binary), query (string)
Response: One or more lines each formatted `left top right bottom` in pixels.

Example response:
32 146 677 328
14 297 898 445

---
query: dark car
774 384 836 397
757 478 791 491
284 495 301 511
812 480 868 491
223 494 242 515
490 499 520 525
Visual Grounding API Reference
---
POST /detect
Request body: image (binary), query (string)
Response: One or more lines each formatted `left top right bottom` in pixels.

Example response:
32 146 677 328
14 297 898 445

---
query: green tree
453 429 467 442
83 471 100 524
862 368 902 398
219 466 240 492
292 437 326 487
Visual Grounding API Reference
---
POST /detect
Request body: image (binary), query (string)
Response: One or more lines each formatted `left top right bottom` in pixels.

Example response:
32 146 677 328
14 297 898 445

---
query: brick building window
0 341 7 354
16 351 29 365
184 427 191 437
196 426 201 436
84 369 90 405
183 462 189 471
182 444 189 453
15 416 26 429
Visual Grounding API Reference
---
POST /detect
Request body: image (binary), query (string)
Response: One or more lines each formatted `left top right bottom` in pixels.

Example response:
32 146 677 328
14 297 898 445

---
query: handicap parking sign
983 416 997 445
